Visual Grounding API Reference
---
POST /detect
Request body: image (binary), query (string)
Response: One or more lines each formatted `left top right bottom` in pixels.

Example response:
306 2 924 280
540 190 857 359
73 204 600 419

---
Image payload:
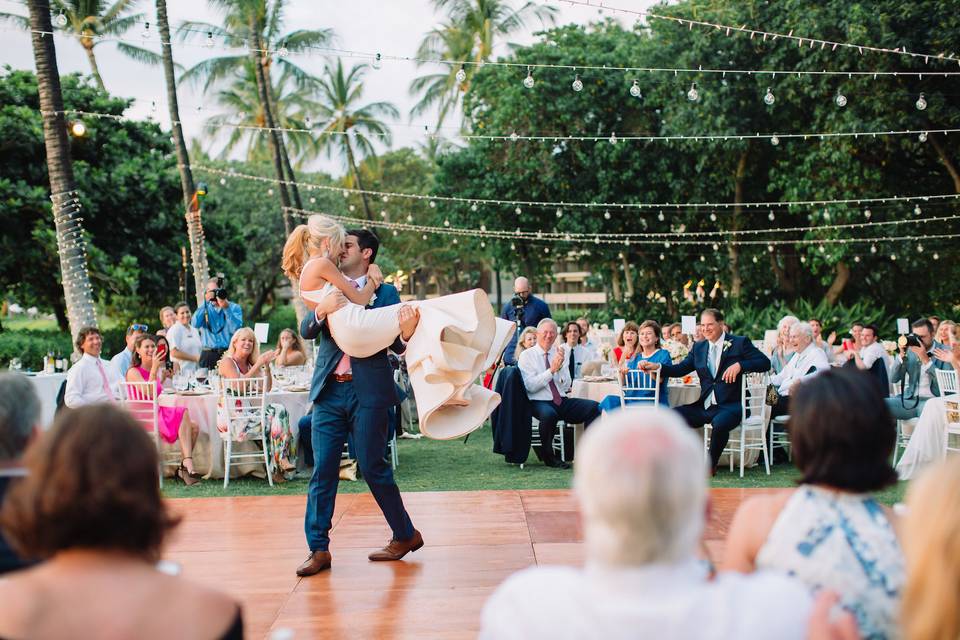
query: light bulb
509 131 519 141
379 210 386 218
914 204 921 215
471 203 478 211
916 93 927 110
205 32 214 48
629 80 642 98
854 256 861 263
768 211 775 221
700 255 705 262
712 243 719 251
891 254 897 261
443 219 450 227
544 247 550 254
934 252 939 260
392 230 398 236
918 244 924 253
267 188 274 196
455 67 467 83
453 238 458 244
382 195 389 202
752 256 758 263
277 43 289 58
53 10 67 27
515 206 522 215
480 241 486 248
687 82 699 102
763 87 775 105
603 210 611 219
767 244 774 252
423 234 428 240
919 131 928 142
70 121 86 137
349 205 356 212
511 243 516 250
309 197 316 204
429 200 436 208
556 208 563 218
572 74 583 92
657 211 665 222
870 244 877 253
480 224 486 232
770 135 779 146
141 21 150 39
406 214 413 222
523 67 534 89
659 254 665 260
609 132 617 145
150 100 157 113
594 236 600 244
835 92 847 107
864 209 871 219
219 177 226 185
373 53 382 70
709 213 717 222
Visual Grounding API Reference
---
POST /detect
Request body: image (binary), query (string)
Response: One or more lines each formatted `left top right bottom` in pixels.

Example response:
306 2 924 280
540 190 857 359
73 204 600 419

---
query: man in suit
0 372 41 574
886 318 952 420
296 229 422 577
639 308 770 472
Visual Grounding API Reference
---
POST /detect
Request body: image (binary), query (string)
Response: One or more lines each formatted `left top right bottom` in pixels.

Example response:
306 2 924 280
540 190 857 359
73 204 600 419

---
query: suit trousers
674 402 742 469
304 380 414 552
530 398 601 463
885 395 929 421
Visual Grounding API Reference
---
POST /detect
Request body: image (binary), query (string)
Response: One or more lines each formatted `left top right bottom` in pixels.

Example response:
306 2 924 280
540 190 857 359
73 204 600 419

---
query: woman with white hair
770 315 799 374
480 409 812 639
282 215 514 440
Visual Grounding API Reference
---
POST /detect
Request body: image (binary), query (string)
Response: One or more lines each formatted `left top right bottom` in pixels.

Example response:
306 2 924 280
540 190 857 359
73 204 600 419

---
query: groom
296 228 422 577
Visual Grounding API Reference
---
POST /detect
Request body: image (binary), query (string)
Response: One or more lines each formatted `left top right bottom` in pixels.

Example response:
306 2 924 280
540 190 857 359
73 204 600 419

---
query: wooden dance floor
164 488 778 639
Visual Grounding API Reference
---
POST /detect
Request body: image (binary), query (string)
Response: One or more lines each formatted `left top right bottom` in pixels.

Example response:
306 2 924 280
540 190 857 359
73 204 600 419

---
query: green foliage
0 326 126 371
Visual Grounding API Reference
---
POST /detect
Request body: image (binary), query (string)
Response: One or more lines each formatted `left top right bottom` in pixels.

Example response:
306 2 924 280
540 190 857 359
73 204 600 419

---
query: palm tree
410 0 556 128
3 1 161 92
314 59 399 221
155 0 207 307
27 0 98 340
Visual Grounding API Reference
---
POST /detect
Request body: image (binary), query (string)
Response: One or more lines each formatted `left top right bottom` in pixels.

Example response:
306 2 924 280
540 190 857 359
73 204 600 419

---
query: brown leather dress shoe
296 550 332 577
368 529 424 561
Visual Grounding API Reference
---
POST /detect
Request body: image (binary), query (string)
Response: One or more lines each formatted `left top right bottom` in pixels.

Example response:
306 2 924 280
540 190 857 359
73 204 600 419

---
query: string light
455 66 467 83
629 80 642 98
572 74 583 92
204 31 214 48
763 87 775 105
53 10 67 27
372 52 382 69
770 135 779 146
835 91 847 107
916 93 927 110
140 21 150 39
523 67 535 88
70 121 86 137
686 82 699 102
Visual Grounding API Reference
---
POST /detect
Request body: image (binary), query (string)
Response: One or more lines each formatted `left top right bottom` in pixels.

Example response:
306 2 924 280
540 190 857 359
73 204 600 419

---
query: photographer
500 277 551 365
885 318 953 420
192 275 243 369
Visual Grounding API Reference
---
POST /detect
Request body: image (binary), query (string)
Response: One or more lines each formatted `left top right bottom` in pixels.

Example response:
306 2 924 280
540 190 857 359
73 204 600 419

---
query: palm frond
0 11 29 29
116 42 164 67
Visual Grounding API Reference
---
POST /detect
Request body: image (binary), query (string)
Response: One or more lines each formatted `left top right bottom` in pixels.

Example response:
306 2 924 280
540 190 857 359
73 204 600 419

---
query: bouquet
664 339 689 364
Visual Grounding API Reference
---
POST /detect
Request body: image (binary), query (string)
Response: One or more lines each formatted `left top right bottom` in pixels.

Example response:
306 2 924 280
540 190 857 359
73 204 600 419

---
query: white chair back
219 377 267 440
619 368 660 409
936 369 958 396
742 372 768 424
120 379 165 486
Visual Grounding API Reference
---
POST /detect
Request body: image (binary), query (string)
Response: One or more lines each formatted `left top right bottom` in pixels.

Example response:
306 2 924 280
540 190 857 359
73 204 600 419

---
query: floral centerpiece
663 339 689 364
599 343 613 362
882 340 898 356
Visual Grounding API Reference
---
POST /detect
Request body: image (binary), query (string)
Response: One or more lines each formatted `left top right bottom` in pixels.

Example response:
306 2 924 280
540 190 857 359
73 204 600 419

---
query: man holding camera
192 276 243 369
885 318 952 420
501 277 551 366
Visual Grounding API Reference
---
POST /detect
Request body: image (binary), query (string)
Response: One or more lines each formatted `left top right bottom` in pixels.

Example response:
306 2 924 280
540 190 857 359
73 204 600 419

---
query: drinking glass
195 367 208 388
173 374 188 392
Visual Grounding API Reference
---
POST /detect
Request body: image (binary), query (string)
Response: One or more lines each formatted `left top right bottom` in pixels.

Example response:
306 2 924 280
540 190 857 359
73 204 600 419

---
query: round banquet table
158 387 311 479
26 372 67 429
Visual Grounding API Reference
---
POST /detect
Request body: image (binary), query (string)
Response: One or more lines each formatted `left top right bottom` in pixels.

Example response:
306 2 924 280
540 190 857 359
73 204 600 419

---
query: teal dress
599 348 672 412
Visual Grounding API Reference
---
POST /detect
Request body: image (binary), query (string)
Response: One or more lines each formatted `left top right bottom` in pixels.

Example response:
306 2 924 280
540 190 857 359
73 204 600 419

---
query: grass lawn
162 424 908 505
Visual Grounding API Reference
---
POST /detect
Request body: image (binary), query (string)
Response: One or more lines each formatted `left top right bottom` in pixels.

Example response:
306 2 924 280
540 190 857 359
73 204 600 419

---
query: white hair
792 322 815 340
536 318 558 331
777 315 800 332
573 409 707 567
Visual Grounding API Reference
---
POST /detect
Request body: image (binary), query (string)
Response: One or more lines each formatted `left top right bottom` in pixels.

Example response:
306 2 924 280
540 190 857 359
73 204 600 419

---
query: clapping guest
723 368 904 639
612 322 640 366
157 306 176 338
125 334 201 485
847 324 891 374
167 303 203 376
770 315 799 374
275 328 307 367
768 322 830 422
599 320 671 412
0 404 243 639
513 327 537 363
936 320 956 347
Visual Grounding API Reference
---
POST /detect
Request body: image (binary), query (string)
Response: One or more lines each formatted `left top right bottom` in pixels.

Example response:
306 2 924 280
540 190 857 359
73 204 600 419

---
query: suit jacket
490 366 534 464
660 335 771 410
889 340 952 399
300 283 405 409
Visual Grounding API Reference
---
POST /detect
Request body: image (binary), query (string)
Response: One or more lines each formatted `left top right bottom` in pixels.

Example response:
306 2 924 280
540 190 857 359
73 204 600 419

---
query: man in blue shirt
501 276 551 365
192 276 243 369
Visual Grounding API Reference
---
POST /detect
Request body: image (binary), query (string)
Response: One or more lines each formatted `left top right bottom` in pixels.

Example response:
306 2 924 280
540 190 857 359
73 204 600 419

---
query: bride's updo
281 214 346 279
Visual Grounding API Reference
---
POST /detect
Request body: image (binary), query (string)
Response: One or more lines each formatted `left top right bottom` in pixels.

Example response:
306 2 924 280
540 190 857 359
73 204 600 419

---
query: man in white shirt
517 319 601 469
769 322 831 421
64 327 121 408
575 317 599 362
847 324 891 374
109 323 146 378
479 409 812 640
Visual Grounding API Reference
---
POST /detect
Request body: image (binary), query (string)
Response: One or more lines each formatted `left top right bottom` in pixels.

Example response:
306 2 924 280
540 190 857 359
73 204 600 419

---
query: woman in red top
613 321 640 366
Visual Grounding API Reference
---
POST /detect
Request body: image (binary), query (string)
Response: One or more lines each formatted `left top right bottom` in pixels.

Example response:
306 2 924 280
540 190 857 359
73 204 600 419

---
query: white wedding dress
301 272 515 440
895 394 960 480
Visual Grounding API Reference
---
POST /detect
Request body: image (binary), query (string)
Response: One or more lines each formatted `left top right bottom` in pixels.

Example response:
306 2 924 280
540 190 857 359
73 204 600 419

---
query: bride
281 214 515 440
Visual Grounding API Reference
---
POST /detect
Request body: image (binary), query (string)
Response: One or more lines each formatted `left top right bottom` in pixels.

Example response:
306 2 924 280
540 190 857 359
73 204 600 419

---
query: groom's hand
315 291 348 321
399 305 420 341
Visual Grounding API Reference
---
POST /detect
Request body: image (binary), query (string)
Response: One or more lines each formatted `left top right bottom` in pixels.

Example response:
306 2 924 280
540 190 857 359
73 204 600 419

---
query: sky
0 0 655 176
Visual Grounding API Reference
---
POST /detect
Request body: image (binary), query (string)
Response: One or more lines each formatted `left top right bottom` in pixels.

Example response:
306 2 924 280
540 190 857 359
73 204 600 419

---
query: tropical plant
410 0 556 128
314 59 399 220
2 0 161 91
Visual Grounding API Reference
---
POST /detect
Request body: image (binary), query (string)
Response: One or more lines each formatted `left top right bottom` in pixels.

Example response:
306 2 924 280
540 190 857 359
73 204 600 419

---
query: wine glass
173 374 188 393
195 367 208 388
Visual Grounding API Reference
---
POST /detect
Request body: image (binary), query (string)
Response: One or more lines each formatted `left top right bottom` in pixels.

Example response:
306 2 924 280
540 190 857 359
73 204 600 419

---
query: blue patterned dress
755 485 905 640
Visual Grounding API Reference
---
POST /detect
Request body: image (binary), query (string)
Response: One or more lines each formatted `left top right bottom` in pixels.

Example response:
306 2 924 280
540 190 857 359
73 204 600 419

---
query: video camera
510 294 525 326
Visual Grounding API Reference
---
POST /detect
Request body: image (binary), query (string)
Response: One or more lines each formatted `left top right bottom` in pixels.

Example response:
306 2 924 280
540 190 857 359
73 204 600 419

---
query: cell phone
156 343 168 361
842 339 852 351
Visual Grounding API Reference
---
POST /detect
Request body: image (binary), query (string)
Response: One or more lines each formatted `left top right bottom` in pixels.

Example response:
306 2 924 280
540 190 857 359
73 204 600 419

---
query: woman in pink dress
126 334 201 485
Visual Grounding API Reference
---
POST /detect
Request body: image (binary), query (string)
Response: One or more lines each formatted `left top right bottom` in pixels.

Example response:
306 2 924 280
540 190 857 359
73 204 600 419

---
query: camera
510 294 525 325
898 333 924 349
213 273 227 300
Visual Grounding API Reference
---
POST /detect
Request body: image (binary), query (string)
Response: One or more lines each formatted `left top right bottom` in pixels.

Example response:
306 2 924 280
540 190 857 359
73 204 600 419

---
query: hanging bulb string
194 164 960 211
545 0 960 66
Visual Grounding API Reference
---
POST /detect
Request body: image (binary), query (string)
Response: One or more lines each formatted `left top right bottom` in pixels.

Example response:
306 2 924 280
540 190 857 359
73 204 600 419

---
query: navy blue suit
300 282 414 552
500 295 551 365
659 335 770 468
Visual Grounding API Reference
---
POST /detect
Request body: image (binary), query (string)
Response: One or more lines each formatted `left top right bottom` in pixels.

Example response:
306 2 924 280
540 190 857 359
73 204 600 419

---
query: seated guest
929 315 941 334
518 319 601 469
722 368 904 639
219 328 297 478
639 309 770 472
669 322 689 347
575 317 599 361
0 404 242 639
559 322 589 384
847 323 891 372
599 320 671 412
125 334 201 485
157 306 176 337
936 319 957 347
807 318 834 358
770 315 799 374
64 326 121 408
480 409 812 640
693 322 704 342
275 328 308 367
768 321 830 421
167 303 202 376
513 327 537 363
110 323 147 378
886 318 952 421
0 373 40 575
611 321 640 366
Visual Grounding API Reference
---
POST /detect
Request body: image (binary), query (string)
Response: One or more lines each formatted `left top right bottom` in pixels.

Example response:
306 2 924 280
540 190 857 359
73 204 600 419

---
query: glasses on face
129 323 148 332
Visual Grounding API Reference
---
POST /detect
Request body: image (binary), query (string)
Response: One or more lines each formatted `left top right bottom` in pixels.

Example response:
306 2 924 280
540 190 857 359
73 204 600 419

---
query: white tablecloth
159 388 311 479
26 372 67 428
569 379 701 408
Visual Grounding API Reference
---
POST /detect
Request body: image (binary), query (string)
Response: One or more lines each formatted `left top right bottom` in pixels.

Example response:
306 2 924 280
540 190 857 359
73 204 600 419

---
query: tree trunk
345 138 373 220
156 0 208 307
29 0 98 343
928 133 960 193
727 146 749 299
81 39 106 91
620 253 635 299
822 261 850 306
609 263 622 301
769 248 796 300
264 72 303 210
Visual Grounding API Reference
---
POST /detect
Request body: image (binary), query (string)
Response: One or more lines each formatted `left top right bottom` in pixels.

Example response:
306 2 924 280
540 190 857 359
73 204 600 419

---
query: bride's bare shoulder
301 256 335 286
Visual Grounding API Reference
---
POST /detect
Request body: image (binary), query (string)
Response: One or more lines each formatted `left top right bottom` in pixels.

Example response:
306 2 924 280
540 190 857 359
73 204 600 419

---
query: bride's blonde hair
281 214 345 279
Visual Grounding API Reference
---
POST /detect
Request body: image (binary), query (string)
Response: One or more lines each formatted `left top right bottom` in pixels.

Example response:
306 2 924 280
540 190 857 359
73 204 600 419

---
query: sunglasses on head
129 323 148 333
